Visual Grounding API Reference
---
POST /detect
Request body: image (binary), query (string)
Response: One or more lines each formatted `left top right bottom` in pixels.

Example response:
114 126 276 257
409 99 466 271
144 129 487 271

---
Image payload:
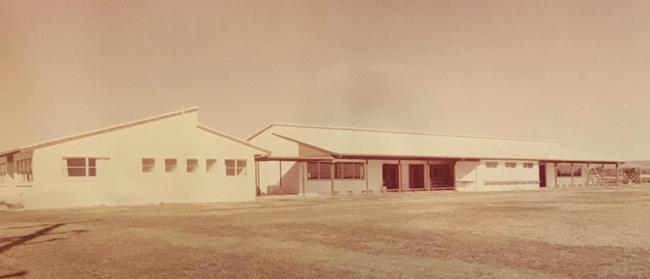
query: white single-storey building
248 124 622 196
0 110 624 208
0 107 270 208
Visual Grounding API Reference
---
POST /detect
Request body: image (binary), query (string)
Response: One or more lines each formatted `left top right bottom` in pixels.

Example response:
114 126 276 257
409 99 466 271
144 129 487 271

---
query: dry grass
1 186 650 278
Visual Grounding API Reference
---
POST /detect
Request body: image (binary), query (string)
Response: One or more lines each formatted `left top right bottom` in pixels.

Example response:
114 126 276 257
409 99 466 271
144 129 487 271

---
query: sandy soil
1 186 650 278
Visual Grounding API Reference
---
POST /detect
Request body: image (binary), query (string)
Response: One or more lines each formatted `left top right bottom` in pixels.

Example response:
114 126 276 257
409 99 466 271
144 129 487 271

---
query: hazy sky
1 0 649 160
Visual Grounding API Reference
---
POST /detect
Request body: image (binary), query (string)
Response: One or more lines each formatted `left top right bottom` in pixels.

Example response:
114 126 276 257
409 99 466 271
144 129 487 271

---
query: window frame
505 162 517 168
165 158 178 173
307 161 332 180
17 158 33 183
186 159 199 173
486 162 498 168
225 159 247 176
334 162 365 180
523 162 534 169
206 159 217 173
142 158 155 173
557 164 582 177
0 163 6 184
62 157 106 178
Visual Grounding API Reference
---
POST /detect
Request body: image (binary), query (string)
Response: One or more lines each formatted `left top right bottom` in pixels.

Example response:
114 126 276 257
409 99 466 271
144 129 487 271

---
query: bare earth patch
1 186 650 278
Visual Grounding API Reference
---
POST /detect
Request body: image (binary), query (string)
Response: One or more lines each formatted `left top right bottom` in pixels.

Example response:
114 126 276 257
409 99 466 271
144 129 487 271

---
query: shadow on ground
0 271 28 278
0 220 101 277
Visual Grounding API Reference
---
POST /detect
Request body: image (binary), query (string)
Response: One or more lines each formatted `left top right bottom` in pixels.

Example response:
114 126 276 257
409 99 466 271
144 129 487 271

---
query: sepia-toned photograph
1 0 649 278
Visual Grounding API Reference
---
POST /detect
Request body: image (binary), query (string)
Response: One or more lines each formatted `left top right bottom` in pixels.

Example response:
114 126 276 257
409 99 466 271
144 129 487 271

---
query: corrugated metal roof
258 124 621 163
0 107 270 155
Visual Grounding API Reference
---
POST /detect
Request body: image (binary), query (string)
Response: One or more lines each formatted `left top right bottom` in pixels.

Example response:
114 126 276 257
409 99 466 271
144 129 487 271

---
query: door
429 164 454 189
539 163 546 187
409 164 425 189
382 164 399 190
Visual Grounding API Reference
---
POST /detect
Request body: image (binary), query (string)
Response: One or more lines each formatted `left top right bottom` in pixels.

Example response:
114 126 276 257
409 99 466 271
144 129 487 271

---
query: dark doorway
409 164 425 189
382 164 399 190
429 164 454 190
539 163 546 187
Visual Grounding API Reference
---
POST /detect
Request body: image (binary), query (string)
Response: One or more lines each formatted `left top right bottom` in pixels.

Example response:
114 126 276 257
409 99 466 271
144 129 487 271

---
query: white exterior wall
545 163 557 188
455 160 540 192
5 111 262 209
368 159 397 192
250 130 300 195
454 161 480 191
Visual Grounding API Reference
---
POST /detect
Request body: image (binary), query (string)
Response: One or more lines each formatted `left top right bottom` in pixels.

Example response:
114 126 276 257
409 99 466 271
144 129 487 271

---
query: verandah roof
257 124 621 163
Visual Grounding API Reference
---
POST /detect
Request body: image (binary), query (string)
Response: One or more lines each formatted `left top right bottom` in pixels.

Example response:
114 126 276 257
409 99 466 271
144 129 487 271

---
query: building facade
0 108 269 208
248 124 621 196
0 112 622 209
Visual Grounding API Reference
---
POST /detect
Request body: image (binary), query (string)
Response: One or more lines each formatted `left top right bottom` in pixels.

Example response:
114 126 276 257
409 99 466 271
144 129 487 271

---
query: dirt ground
1 186 650 278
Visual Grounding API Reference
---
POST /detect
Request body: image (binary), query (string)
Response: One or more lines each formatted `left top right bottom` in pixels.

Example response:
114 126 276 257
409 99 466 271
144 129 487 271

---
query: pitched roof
255 124 621 163
13 107 200 152
197 124 271 154
0 107 270 155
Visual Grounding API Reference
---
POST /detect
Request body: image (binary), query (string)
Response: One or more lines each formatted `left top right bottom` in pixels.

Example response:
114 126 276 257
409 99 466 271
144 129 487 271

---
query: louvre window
64 157 104 177
225 159 247 176
0 163 7 184
17 159 33 183
206 159 217 173
334 162 364 180
307 162 332 180
187 159 198 173
142 158 155 173
165 159 177 173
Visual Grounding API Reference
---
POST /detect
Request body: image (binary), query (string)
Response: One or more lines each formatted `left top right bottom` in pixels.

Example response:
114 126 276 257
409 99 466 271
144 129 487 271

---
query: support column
585 163 591 187
255 161 260 196
364 159 369 194
570 163 574 187
425 161 431 191
554 163 558 189
615 163 619 186
398 160 403 192
330 160 335 195
602 163 605 186
279 161 283 190
301 162 306 198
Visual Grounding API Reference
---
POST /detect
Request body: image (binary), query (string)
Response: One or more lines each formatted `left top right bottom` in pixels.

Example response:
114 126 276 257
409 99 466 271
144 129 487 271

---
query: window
142 158 155 173
165 159 177 172
17 158 33 183
206 159 217 173
63 157 104 177
572 165 582 177
557 164 582 177
334 162 364 179
505 162 516 168
225 159 247 176
66 158 87 176
307 162 332 179
523 162 534 168
186 159 198 173
0 163 6 184
486 162 498 168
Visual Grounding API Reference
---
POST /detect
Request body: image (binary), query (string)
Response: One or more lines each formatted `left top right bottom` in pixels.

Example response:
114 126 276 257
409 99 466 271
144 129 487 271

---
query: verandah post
364 159 369 194
330 159 335 195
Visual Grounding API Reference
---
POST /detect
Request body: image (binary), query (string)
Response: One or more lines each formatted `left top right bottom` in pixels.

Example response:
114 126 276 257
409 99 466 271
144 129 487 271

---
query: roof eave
198 124 272 154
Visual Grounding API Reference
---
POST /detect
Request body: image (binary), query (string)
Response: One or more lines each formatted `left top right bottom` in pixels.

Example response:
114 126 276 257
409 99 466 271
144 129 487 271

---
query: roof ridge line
267 123 559 143
15 106 199 152
197 124 272 154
